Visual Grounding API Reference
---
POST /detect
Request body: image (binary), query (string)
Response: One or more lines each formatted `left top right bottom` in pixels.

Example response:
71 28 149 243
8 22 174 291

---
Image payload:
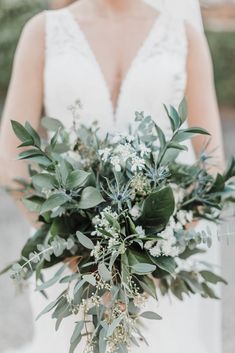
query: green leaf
163 105 177 132
224 157 235 181
70 321 84 344
98 262 112 281
22 196 45 213
36 297 60 321
200 271 228 285
178 97 188 124
137 276 157 299
41 193 69 213
141 186 175 228
131 263 156 274
140 311 162 320
36 265 66 291
173 127 210 143
76 231 94 250
167 142 188 151
99 327 108 353
66 170 90 189
151 256 176 275
77 187 105 209
117 343 128 353
25 121 41 147
83 274 96 286
42 117 64 132
202 282 220 299
21 225 50 258
32 173 58 189
107 314 125 337
11 120 34 144
209 173 225 193
154 123 166 151
17 149 43 160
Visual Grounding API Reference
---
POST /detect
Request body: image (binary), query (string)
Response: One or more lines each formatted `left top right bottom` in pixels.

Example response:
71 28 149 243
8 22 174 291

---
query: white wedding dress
5 5 222 353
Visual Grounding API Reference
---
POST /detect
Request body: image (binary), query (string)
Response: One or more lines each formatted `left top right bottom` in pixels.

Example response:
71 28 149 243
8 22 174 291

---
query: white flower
98 148 111 162
176 210 188 226
120 132 135 143
115 143 134 162
131 156 145 173
158 226 174 239
135 226 146 238
108 238 119 249
110 155 121 172
139 143 151 157
129 204 141 219
149 243 161 257
91 242 101 260
144 240 156 250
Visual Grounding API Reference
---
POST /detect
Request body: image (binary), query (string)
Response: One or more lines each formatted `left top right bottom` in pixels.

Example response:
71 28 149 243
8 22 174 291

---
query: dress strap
44 9 87 59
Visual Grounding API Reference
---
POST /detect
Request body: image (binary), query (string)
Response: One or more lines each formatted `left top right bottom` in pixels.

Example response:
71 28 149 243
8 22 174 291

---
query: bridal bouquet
2 100 235 353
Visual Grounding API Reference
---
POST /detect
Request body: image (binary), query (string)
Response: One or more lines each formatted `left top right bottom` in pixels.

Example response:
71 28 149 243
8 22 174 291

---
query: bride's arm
186 23 225 171
0 13 45 224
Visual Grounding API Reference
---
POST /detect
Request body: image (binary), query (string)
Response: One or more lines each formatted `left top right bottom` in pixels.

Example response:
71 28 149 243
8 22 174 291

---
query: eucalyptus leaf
140 311 162 320
70 321 84 344
107 314 125 337
98 262 112 281
200 271 227 285
131 263 156 274
76 231 94 250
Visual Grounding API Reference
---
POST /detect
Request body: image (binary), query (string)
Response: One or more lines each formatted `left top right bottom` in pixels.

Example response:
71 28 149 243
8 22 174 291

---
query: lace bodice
44 8 195 161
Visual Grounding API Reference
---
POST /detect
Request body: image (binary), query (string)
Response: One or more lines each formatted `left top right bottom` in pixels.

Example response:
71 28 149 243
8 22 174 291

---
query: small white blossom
144 240 156 250
135 226 146 238
98 148 111 162
129 204 141 220
177 210 188 226
131 156 145 173
120 132 135 143
91 242 101 260
149 243 161 257
115 143 134 162
110 155 121 172
139 143 151 157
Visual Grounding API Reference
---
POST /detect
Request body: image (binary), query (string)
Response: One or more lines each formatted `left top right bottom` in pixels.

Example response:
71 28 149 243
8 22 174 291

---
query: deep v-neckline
64 8 163 121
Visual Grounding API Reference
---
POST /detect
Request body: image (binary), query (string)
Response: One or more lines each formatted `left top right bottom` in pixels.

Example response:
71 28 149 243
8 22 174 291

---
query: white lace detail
44 8 188 134
45 10 89 59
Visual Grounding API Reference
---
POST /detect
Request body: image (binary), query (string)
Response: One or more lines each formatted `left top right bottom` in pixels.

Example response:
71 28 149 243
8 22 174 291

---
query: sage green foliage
206 30 235 107
0 0 48 107
3 99 235 353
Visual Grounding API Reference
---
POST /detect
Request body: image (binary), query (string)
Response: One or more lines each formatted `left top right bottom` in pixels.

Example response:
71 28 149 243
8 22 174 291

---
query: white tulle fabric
5 7 222 353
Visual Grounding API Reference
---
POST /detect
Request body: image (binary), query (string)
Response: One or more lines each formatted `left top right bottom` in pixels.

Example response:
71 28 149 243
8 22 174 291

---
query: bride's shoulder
17 12 46 56
185 21 208 50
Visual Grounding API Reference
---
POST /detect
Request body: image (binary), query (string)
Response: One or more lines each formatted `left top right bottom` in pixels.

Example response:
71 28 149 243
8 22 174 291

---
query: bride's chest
44 9 188 132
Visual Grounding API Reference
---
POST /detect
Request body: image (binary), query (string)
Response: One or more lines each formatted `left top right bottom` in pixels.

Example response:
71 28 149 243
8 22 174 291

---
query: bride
0 0 225 352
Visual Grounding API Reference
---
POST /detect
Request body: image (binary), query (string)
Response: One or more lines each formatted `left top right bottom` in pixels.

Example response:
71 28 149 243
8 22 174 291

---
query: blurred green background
0 0 48 110
0 0 235 112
